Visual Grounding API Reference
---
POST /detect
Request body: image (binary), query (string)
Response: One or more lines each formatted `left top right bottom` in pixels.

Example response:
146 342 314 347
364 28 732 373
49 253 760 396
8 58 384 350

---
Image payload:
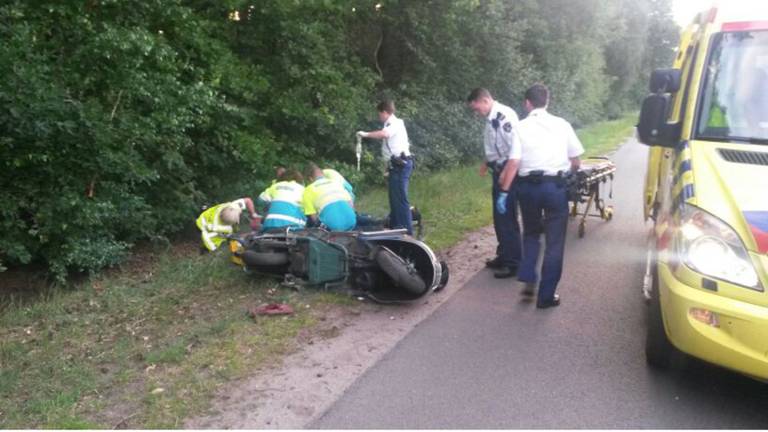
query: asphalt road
311 137 768 429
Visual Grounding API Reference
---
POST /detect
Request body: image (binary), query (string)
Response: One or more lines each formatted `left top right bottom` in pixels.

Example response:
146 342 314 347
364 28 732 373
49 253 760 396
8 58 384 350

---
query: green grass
0 113 637 429
576 112 637 157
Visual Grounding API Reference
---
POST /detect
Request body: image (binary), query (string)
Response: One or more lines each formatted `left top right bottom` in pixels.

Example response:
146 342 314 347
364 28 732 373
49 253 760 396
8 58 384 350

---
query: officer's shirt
516 108 584 176
483 101 520 163
381 113 411 160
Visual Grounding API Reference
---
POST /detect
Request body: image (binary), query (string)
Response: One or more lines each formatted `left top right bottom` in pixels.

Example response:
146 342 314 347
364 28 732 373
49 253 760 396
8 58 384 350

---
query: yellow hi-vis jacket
195 198 247 251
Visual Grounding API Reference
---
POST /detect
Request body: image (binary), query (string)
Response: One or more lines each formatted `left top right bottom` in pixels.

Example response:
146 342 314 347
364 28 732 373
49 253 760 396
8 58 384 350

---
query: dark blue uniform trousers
516 180 569 304
388 159 414 235
491 170 522 268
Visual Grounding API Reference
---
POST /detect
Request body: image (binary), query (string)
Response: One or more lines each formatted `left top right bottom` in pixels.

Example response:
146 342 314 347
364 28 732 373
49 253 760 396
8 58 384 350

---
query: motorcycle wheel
242 250 289 267
375 247 427 295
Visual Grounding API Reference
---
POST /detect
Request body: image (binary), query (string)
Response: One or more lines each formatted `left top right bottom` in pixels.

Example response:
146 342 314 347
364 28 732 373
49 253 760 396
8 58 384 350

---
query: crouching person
303 163 356 231
257 168 307 232
196 197 257 251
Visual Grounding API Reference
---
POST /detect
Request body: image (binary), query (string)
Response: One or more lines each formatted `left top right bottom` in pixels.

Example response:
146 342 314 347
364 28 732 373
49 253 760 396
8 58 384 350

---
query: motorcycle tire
242 250 289 267
375 247 427 295
435 260 449 291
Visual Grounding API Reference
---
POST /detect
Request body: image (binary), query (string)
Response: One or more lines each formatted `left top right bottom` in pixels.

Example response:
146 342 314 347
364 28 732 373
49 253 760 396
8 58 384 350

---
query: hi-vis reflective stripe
264 214 306 225
202 231 219 251
672 142 695 216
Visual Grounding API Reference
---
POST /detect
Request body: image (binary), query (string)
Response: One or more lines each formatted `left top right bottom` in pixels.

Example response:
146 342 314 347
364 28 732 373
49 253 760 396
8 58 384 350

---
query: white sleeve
565 123 585 158
231 198 247 210
503 113 521 160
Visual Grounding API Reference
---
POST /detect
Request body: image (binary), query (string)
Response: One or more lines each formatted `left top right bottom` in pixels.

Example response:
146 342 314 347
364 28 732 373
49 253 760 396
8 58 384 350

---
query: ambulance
638 3 768 380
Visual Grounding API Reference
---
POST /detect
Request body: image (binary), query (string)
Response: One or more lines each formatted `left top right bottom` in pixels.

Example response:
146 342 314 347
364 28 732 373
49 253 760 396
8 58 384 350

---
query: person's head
377 100 395 123
304 162 323 183
466 88 494 117
220 204 242 225
279 168 303 183
274 166 286 179
524 83 549 113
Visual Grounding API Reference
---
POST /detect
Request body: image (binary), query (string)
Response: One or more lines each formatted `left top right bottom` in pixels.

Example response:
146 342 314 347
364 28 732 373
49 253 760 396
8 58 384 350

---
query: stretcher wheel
604 206 614 221
578 221 585 238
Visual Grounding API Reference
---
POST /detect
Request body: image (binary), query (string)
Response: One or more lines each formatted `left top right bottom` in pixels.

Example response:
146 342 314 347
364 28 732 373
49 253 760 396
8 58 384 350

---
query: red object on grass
249 303 294 317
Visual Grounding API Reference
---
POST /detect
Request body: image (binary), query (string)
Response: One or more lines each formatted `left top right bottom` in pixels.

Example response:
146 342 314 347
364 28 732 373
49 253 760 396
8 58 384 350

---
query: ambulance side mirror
637 69 682 148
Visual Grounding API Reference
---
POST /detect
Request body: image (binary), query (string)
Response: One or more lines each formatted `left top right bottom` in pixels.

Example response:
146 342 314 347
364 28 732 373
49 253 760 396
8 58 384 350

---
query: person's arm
242 197 258 219
479 161 488 177
565 123 585 173
570 156 581 173
357 129 390 140
498 158 520 192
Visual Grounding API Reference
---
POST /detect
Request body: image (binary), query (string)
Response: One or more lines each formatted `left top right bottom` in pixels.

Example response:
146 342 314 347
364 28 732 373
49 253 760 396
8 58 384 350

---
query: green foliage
0 0 678 278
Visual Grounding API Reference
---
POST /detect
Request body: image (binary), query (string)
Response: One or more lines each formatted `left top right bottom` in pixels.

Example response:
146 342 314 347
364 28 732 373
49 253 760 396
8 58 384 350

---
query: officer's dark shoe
536 294 560 309
485 257 504 269
521 283 535 296
493 266 517 279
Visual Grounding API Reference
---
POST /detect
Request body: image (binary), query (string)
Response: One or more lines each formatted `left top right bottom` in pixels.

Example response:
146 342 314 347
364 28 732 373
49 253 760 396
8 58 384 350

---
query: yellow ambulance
638 4 768 380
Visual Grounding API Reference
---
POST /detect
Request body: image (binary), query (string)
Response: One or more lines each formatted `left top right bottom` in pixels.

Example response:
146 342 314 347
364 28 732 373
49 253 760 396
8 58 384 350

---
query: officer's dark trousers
388 159 413 235
491 170 522 268
516 180 569 303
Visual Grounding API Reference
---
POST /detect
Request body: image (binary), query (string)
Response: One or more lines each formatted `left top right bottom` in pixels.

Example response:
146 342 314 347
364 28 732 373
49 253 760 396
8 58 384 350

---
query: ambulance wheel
578 222 585 238
645 266 684 369
605 206 614 221
242 250 289 267
375 247 427 295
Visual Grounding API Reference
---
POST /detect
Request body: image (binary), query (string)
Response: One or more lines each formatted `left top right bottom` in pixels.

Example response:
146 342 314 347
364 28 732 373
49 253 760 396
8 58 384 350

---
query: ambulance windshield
697 31 768 143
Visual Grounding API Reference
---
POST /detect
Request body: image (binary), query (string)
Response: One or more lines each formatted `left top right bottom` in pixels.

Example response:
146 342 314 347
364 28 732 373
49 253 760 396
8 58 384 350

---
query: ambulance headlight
678 204 762 290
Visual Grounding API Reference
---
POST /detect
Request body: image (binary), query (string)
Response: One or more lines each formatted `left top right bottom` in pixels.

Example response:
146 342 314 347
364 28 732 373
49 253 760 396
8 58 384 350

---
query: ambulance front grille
717 148 768 166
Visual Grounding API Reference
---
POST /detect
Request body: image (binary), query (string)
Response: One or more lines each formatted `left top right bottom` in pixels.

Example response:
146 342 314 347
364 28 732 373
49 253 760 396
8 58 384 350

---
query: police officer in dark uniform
497 84 584 308
467 88 522 278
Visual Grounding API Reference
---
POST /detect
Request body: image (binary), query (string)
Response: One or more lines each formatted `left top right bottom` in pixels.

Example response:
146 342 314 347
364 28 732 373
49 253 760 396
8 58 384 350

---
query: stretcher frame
569 157 616 238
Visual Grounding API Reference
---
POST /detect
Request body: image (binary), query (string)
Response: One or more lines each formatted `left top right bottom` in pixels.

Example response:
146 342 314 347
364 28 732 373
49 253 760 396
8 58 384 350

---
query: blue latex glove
496 191 508 214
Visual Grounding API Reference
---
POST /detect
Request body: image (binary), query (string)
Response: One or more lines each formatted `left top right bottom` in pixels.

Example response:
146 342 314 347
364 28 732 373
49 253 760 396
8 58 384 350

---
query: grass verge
0 114 635 428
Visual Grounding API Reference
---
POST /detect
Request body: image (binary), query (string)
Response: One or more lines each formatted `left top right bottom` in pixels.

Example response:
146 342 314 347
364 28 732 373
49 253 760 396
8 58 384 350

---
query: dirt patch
185 226 496 429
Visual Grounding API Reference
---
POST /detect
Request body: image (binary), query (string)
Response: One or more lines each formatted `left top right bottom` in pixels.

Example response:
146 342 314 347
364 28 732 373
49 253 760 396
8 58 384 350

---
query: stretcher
569 157 616 238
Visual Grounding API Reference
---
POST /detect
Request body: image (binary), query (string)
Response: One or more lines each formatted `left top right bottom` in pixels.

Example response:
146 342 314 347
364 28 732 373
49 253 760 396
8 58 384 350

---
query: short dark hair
377 100 395 114
304 162 320 181
525 84 549 108
466 87 492 103
279 168 303 183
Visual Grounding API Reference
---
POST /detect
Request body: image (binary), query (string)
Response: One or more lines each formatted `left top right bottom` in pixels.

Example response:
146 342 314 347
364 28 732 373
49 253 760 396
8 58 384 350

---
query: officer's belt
517 171 565 184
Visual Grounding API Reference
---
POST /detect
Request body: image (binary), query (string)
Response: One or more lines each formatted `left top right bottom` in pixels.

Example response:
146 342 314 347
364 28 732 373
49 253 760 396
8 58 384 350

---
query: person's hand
479 163 488 177
249 218 262 231
496 192 508 214
356 130 369 138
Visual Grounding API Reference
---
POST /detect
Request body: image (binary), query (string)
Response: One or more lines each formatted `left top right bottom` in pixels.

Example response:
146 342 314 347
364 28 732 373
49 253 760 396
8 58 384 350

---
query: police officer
497 84 584 308
357 100 414 235
467 88 522 278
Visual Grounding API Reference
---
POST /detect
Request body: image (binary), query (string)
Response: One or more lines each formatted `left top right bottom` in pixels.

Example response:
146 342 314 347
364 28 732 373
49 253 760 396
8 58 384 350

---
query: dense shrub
0 0 678 279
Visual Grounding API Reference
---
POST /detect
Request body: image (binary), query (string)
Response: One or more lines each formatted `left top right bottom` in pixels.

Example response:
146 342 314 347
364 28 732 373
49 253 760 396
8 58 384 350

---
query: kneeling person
257 169 306 231
303 163 356 231
196 197 257 251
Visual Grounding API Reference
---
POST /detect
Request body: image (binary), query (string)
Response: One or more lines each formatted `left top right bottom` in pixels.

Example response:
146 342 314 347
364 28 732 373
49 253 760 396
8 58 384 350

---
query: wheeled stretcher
569 157 616 237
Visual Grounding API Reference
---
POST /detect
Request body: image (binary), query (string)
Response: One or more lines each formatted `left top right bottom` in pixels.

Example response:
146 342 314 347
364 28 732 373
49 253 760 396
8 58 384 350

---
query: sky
671 0 713 26
671 0 765 26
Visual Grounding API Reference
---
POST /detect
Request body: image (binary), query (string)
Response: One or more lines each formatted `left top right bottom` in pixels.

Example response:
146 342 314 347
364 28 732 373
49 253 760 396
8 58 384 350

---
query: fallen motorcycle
228 227 449 303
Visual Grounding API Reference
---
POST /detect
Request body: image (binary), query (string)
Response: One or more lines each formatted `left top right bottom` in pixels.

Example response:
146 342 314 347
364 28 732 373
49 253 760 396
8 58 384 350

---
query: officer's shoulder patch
385 123 391 127
503 122 512 133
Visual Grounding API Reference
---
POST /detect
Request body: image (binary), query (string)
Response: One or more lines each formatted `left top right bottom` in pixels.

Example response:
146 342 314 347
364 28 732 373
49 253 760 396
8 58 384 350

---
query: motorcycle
228 227 449 303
